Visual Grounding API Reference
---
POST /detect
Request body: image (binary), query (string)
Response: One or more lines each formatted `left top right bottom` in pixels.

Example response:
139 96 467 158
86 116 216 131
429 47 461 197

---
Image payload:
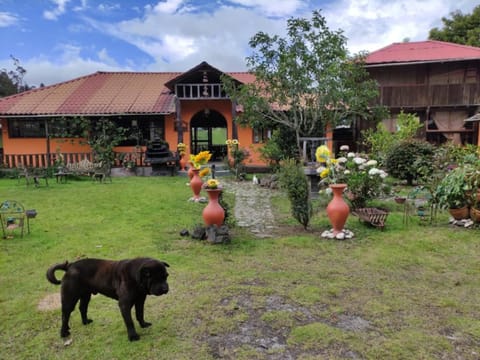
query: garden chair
92 163 112 183
0 200 26 238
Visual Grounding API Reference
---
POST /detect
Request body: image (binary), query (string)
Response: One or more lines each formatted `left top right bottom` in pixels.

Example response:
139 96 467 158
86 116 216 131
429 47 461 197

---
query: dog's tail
46 261 69 285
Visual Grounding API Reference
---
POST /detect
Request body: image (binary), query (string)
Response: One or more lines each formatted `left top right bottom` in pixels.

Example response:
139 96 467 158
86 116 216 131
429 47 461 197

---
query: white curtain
432 111 467 144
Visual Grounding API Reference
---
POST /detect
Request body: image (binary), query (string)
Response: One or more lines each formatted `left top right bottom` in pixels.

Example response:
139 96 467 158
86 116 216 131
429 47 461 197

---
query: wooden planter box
352 208 389 230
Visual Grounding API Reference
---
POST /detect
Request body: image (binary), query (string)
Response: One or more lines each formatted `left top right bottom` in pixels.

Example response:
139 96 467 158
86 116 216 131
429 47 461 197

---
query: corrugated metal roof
366 40 480 65
0 69 254 117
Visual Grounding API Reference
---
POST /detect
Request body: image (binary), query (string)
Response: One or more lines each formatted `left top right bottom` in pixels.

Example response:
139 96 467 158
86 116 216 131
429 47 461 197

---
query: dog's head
137 259 170 296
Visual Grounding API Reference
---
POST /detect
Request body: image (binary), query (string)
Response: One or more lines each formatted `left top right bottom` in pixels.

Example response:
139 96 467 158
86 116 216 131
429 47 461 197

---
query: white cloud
43 0 71 21
324 0 477 54
153 0 185 14
97 3 121 13
97 48 118 66
228 0 306 17
5 0 480 87
0 12 19 27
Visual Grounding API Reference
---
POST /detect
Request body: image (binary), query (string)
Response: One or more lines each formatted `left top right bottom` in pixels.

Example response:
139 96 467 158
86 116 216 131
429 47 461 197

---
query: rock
191 224 206 240
321 228 354 240
206 225 231 244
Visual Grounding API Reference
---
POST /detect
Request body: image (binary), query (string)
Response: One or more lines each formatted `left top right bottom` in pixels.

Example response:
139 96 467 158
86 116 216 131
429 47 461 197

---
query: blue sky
0 0 478 87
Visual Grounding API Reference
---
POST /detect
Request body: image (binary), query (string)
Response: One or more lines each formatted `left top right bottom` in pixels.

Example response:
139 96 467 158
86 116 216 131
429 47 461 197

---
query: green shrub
385 140 435 185
363 111 423 165
259 127 298 171
278 158 312 229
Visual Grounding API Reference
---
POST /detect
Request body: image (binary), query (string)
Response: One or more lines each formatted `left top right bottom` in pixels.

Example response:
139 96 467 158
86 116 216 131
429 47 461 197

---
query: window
253 128 271 143
8 119 45 138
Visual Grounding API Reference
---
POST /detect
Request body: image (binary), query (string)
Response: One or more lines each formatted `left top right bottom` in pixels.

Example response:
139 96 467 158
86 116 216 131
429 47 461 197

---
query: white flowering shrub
316 145 391 209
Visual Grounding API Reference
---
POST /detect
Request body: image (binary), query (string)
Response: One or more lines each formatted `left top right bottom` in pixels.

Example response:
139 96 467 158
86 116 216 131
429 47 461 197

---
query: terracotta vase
190 169 203 201
187 162 195 180
179 155 187 171
202 189 225 226
326 183 350 236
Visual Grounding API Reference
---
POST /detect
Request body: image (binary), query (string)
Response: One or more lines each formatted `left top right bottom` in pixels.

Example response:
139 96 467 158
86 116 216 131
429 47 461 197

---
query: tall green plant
363 111 423 165
258 127 298 171
278 158 312 229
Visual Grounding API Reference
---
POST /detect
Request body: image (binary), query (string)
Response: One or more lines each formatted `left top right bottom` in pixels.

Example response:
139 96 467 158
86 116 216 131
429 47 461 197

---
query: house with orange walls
0 61 269 169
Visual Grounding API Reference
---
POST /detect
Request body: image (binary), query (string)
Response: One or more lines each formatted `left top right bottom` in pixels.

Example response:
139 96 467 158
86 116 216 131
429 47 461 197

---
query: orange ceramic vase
202 189 225 226
187 162 195 180
190 169 203 201
326 183 350 236
179 155 187 171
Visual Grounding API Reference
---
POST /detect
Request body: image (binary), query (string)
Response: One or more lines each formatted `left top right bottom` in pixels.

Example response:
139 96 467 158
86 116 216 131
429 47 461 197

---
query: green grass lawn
1 176 479 359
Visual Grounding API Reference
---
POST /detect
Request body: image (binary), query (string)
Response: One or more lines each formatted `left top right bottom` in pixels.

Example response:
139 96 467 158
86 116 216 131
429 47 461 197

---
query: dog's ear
136 265 151 285
162 261 170 268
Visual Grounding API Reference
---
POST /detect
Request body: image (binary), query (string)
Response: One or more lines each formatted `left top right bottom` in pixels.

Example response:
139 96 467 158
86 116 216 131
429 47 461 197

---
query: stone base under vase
321 228 355 240
188 196 207 203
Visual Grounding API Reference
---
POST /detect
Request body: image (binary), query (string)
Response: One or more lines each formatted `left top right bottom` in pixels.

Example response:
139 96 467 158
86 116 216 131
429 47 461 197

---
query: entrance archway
190 109 227 161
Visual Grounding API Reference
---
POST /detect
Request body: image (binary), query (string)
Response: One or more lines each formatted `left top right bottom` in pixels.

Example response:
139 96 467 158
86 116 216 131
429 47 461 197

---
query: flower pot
326 183 350 236
470 207 480 222
202 189 225 227
190 169 203 201
448 206 469 220
394 197 406 204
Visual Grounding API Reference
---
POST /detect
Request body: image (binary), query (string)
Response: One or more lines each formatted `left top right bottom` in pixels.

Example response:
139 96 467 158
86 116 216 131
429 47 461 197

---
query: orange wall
2 106 267 166
168 99 265 165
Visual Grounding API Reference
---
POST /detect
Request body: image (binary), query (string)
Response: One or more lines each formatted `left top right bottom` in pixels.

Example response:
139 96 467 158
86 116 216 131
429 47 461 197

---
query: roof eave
365 57 480 68
0 111 175 118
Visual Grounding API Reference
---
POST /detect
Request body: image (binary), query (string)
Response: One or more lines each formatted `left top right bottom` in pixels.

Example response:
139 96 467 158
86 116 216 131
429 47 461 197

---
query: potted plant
434 167 469 219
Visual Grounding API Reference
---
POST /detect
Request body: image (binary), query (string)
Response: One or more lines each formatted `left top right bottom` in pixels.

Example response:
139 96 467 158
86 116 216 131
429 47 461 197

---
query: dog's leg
79 293 93 325
118 299 139 341
134 295 151 328
60 291 78 338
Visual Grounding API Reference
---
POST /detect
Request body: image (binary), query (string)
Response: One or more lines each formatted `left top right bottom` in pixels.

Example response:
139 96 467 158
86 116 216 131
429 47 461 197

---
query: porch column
45 119 51 167
175 96 183 143
231 100 238 139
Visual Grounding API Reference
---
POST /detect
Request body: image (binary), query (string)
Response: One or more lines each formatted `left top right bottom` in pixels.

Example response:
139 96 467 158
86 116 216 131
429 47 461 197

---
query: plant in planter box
464 163 480 204
434 166 470 219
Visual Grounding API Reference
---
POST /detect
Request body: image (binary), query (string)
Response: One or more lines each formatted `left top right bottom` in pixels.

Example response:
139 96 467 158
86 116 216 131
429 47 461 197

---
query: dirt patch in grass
205 293 369 359
37 293 61 311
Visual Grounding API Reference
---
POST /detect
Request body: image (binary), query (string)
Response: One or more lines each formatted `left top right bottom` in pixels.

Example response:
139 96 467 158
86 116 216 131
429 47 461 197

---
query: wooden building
365 40 480 145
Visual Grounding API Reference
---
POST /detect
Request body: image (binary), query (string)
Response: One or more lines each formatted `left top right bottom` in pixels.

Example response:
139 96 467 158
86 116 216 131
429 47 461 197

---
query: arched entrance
190 109 228 161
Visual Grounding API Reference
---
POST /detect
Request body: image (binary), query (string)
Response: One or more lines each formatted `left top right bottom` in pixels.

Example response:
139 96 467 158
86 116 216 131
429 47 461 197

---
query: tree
0 72 17 97
222 10 386 157
0 55 29 97
429 5 480 47
50 117 126 166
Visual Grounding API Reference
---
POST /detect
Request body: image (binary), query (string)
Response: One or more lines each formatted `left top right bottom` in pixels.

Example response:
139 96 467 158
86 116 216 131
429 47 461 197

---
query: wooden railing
1 151 148 169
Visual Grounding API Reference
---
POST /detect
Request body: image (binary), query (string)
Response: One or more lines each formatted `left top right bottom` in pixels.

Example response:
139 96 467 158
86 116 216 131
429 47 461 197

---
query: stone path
224 180 276 238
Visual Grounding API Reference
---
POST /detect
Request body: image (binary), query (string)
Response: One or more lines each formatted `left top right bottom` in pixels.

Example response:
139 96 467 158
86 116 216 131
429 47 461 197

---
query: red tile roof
0 72 182 116
366 40 480 65
0 70 254 117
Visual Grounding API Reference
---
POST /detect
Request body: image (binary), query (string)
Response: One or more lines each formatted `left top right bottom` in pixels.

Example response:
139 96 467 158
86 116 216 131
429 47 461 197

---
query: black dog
46 257 169 341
